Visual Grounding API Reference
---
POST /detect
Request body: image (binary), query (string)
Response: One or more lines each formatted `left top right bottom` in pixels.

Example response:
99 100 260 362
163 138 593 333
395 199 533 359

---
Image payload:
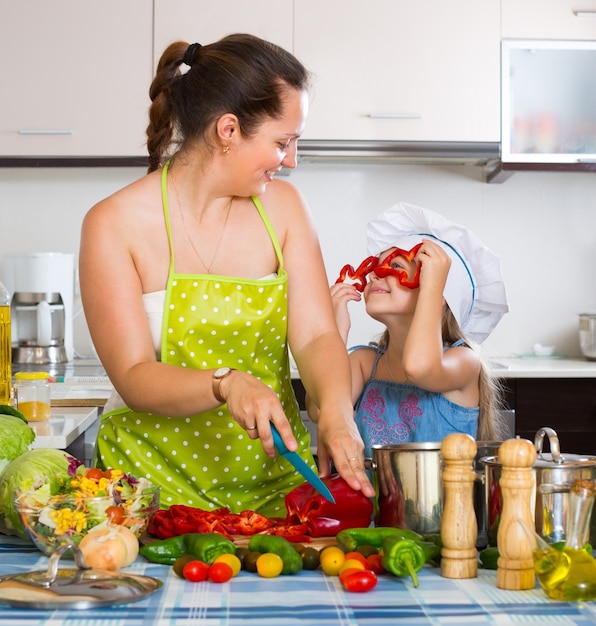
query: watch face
214 367 231 378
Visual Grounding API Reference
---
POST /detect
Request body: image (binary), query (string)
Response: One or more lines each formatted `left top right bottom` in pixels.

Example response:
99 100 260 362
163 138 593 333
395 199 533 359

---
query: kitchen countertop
29 406 99 451
0 541 594 625
489 356 596 378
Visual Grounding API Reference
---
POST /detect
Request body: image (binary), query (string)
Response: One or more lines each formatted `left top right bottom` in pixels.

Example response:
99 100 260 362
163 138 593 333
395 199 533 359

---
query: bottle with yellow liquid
0 281 11 405
533 479 596 602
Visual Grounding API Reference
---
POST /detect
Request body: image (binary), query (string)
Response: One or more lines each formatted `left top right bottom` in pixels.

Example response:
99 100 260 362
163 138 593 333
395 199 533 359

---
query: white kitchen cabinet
153 0 293 69
0 1 152 158
294 0 501 142
502 0 596 40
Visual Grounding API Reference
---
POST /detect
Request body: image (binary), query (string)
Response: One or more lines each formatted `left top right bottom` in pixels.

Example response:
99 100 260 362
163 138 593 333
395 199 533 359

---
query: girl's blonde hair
377 306 507 442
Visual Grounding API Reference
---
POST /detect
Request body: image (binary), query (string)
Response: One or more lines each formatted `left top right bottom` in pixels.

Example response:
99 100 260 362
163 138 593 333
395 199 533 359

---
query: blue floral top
353 343 478 456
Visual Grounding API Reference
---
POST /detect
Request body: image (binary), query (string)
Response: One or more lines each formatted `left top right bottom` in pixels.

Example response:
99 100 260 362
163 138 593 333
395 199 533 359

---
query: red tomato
342 570 378 593
339 567 365 585
208 562 234 583
182 560 210 582
365 554 385 574
86 468 105 480
105 505 126 525
344 551 369 569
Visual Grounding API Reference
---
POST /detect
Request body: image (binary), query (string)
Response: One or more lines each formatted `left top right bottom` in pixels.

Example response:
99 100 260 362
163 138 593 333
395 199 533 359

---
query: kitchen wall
1 163 596 361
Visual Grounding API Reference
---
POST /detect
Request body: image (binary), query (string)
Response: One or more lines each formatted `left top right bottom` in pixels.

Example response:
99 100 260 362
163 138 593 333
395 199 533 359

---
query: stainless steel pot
579 313 596 360
480 427 596 547
368 441 501 545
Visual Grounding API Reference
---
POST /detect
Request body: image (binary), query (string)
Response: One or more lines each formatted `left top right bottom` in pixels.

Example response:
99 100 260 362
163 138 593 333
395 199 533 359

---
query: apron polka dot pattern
96 166 315 517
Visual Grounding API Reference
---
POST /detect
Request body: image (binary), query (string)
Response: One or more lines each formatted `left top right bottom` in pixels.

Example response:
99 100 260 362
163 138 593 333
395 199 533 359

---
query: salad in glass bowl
14 458 159 556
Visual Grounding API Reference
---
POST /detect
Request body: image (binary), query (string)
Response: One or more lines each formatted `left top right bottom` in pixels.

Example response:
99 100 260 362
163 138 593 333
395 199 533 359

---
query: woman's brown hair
146 33 311 173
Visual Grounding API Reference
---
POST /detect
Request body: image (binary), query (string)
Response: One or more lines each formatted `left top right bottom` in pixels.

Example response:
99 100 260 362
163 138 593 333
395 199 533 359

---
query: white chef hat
366 202 508 344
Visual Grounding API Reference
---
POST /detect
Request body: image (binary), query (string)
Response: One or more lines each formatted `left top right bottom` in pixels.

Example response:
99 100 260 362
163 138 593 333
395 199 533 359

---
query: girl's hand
329 282 361 344
416 238 451 293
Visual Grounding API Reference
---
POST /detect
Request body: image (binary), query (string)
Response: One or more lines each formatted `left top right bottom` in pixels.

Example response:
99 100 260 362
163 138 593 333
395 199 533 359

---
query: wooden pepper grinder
496 437 537 590
440 433 478 579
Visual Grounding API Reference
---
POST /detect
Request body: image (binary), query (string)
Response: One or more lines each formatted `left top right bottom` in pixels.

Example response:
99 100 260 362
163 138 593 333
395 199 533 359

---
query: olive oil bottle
533 479 596 602
0 281 11 405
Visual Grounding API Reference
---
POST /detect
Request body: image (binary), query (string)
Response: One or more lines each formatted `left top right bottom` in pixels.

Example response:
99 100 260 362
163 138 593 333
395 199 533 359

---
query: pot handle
534 427 565 464
40 540 90 587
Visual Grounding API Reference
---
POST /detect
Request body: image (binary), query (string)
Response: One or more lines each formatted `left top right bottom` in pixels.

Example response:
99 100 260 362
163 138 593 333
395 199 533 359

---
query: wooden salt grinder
496 437 537 590
440 433 478 579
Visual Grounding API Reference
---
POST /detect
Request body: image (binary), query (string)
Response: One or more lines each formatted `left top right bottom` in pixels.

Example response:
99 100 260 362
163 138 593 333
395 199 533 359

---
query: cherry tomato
342 570 378 593
182 560 210 582
344 552 369 568
105 505 126 524
208 562 234 583
86 468 105 480
339 567 365 585
365 553 385 574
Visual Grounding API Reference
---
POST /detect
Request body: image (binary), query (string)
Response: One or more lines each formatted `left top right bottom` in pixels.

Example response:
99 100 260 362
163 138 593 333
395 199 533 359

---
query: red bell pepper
335 256 379 292
372 243 422 289
284 475 374 537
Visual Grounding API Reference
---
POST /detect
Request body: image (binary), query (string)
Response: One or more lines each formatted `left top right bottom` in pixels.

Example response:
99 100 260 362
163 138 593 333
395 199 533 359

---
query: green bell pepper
140 532 236 565
381 536 435 588
336 526 424 552
248 534 303 575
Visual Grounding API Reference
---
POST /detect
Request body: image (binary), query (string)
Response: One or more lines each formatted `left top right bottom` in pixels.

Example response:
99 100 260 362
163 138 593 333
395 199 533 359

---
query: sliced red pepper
285 475 373 538
335 256 379 292
372 243 422 289
262 523 311 543
235 510 276 535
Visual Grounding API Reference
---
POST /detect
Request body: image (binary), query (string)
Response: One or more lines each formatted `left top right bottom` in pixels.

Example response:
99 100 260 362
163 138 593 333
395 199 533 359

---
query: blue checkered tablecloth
0 537 595 625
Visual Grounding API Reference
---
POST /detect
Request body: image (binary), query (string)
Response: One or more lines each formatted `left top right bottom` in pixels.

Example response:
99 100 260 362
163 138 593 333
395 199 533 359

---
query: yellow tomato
339 558 366 576
320 546 346 576
256 552 284 578
213 553 242 577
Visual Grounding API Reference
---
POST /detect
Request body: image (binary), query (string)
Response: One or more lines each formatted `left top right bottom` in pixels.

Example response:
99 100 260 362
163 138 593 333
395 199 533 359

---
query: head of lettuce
0 413 35 475
0 445 74 539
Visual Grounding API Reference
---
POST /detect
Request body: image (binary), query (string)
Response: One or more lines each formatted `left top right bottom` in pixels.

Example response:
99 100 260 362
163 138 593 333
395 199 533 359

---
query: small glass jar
14 371 51 422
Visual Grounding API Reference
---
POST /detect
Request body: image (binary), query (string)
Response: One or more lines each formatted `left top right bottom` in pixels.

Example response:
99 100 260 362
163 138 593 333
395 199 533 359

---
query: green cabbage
0 448 73 539
0 414 36 474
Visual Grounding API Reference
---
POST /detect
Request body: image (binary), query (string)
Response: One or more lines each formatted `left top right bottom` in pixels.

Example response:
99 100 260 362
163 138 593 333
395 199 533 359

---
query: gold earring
223 145 230 155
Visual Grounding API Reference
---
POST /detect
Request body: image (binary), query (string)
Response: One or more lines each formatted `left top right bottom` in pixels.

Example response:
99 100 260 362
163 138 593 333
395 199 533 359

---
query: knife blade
270 424 335 503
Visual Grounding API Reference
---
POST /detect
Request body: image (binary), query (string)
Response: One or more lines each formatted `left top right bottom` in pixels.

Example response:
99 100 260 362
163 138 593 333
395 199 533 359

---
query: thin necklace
170 172 232 274
384 349 408 384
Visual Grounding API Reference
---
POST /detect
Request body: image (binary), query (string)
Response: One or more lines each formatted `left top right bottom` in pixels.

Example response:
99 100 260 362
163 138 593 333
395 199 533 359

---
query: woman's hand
221 370 297 458
329 282 361 344
315 414 376 498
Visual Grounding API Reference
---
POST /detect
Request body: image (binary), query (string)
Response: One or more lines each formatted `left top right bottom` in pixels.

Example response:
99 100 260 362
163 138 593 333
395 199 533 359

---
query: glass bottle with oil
0 281 11 405
533 478 596 602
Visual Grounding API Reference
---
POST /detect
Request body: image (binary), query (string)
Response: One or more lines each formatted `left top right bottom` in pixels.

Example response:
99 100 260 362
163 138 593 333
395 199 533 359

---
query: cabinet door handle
574 11 596 17
368 113 422 119
18 129 74 135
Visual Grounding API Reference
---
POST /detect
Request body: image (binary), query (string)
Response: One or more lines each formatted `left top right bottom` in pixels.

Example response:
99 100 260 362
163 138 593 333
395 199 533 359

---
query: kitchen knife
270 423 335 504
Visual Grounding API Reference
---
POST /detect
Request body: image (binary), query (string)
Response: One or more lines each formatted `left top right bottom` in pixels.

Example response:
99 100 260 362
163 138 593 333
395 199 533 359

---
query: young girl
325 202 509 455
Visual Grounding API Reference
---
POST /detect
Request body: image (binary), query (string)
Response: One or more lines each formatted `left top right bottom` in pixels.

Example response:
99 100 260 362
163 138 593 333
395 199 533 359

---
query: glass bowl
14 486 160 557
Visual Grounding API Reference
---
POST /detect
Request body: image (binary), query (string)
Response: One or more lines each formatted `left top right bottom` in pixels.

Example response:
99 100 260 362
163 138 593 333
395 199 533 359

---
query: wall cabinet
0 1 152 158
294 0 501 142
153 0 293 69
502 0 596 40
502 379 596 456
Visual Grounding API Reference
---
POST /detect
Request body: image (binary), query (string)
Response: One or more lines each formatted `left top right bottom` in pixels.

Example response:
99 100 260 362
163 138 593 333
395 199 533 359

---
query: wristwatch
212 367 236 403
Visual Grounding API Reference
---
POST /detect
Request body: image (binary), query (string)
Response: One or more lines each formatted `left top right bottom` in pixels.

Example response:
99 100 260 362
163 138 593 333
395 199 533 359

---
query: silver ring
246 426 258 431
348 457 358 463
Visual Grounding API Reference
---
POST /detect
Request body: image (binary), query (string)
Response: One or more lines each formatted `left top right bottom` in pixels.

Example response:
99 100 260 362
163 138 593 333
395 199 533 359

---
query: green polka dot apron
95 160 314 517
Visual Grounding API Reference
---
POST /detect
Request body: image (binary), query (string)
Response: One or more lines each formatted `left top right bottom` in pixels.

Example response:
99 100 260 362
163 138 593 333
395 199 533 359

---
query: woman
319 202 509 456
80 34 374 516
